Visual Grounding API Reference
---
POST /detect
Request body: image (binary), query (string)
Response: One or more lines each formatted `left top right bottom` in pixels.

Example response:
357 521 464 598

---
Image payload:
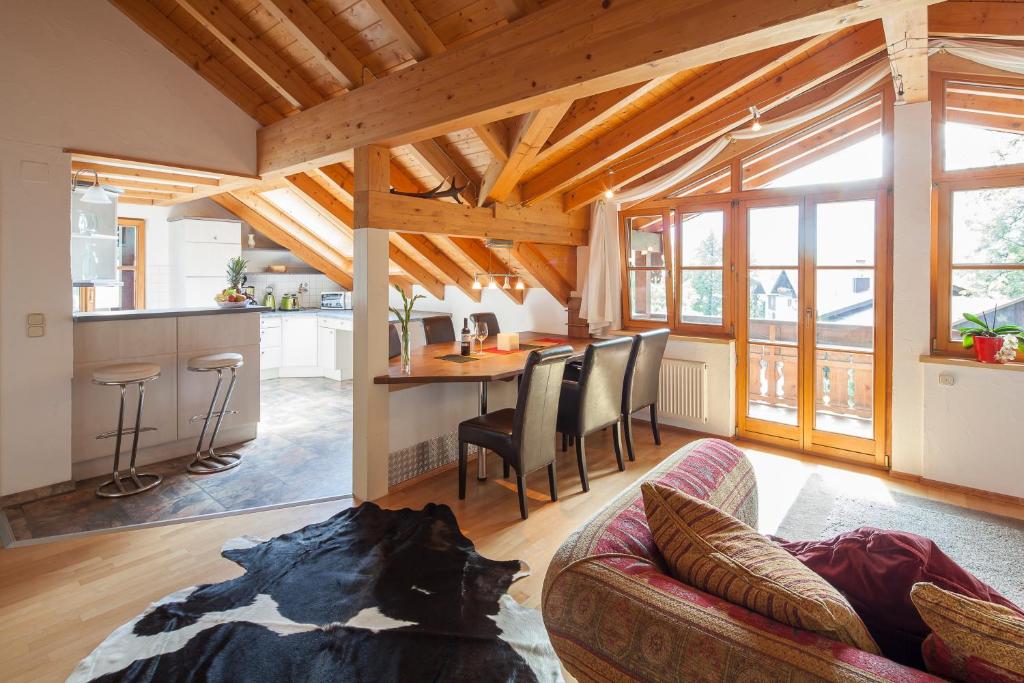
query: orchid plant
958 308 1024 349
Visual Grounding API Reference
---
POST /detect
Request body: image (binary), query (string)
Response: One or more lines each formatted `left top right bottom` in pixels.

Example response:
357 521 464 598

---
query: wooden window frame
117 217 146 310
620 208 675 330
931 72 1024 358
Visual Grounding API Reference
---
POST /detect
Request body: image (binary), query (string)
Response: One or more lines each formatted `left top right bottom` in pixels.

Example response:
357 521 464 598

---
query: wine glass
475 321 488 351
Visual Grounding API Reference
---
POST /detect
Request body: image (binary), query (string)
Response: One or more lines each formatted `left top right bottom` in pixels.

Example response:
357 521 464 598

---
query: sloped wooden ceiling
106 0 1022 302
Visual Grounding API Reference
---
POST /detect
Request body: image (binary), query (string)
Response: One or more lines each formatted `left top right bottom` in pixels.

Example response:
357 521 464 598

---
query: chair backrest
513 345 572 472
576 337 633 434
623 328 670 414
388 324 401 359
421 315 455 345
470 312 500 335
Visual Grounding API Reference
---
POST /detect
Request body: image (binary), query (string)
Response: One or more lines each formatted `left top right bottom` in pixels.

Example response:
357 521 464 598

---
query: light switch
27 313 44 326
27 313 45 338
27 326 44 338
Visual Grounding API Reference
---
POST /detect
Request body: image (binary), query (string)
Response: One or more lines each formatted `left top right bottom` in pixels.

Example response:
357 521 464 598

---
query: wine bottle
460 318 472 356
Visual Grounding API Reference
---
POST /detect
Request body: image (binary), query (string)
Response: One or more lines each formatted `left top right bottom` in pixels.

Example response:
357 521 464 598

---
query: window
934 76 1024 358
622 212 670 322
678 209 725 326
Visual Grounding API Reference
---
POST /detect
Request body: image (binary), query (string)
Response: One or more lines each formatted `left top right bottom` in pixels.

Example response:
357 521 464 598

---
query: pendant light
72 169 112 205
514 278 525 291
749 106 763 132
502 275 511 290
471 277 482 290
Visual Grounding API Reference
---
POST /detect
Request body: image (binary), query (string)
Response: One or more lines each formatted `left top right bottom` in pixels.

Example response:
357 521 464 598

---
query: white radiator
657 359 709 424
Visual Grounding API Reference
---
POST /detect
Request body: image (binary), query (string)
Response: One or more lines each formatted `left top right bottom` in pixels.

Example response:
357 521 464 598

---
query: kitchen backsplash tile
246 273 342 309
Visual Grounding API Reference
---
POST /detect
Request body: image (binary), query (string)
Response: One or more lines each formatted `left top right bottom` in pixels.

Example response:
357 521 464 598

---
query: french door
736 190 888 466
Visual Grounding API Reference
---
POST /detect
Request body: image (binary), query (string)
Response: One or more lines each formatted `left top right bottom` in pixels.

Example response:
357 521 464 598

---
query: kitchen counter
260 309 450 322
74 305 271 323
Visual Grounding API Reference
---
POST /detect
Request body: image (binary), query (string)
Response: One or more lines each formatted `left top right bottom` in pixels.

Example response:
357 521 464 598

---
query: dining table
374 331 590 480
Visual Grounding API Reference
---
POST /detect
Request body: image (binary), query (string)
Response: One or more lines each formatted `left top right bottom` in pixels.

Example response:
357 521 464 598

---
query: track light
749 106 762 132
603 189 615 199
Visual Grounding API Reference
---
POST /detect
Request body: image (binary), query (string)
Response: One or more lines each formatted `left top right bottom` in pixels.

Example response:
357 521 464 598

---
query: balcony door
737 191 888 466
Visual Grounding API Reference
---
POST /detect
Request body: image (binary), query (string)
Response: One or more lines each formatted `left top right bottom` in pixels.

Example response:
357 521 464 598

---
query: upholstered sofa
542 438 942 682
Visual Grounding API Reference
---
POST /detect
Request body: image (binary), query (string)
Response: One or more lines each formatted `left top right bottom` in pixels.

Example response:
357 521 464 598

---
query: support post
352 145 391 500
890 101 931 477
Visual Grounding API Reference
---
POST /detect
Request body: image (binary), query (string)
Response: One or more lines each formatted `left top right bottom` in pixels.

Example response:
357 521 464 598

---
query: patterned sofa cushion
642 482 880 654
912 582 1024 681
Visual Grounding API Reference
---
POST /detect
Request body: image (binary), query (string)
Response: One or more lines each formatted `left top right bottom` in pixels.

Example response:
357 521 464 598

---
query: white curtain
930 38 1024 76
580 200 621 334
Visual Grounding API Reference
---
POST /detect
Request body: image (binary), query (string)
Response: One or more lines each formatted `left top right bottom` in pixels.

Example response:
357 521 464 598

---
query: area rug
69 503 562 682
775 474 1024 606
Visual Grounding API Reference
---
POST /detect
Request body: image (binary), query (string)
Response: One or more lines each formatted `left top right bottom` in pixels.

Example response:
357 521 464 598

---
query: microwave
320 291 352 310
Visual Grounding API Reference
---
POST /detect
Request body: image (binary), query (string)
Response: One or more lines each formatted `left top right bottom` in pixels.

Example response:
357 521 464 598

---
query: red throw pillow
773 527 1024 670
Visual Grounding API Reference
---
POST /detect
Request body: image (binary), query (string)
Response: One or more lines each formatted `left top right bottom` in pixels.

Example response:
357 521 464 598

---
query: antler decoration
390 177 467 204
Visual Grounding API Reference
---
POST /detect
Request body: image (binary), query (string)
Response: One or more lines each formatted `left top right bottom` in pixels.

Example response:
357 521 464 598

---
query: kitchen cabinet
261 313 353 381
318 316 353 380
260 316 281 377
169 217 242 308
280 315 319 376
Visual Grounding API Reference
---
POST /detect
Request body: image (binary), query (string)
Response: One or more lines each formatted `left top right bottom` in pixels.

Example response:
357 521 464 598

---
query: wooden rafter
882 2 929 104
285 172 355 228
479 103 571 207
70 160 221 186
386 244 446 299
396 233 481 302
561 23 886 211
930 2 1024 39
257 0 941 175
511 242 572 306
447 237 525 304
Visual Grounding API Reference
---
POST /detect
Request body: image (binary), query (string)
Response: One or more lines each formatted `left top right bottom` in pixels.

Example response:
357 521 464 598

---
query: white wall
0 0 257 496
118 204 173 309
388 285 569 335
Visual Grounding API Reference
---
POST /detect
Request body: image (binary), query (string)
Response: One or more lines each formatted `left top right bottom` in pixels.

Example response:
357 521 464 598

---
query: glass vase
401 328 412 374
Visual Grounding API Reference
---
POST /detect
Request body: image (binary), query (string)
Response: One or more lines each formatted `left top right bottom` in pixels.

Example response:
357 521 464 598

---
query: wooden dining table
374 331 590 480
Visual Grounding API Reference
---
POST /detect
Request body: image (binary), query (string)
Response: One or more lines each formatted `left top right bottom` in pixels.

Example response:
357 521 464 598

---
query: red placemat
532 337 569 344
481 346 520 355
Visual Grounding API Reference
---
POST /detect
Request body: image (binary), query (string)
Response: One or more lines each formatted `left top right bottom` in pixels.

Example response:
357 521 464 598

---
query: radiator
657 359 709 424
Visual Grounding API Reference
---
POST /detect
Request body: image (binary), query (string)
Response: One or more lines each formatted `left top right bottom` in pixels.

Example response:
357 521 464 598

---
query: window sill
919 354 1024 373
611 328 735 345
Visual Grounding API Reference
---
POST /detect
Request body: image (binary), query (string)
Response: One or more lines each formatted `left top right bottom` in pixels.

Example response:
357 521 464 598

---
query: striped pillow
641 482 880 653
911 582 1024 680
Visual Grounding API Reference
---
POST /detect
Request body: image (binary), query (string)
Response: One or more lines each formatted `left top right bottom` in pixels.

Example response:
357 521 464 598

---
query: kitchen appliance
320 291 352 310
262 286 276 310
280 293 299 311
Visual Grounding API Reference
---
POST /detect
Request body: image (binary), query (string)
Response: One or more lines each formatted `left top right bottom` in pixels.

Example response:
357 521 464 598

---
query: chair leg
503 460 510 479
623 413 636 462
561 432 568 452
612 420 625 472
547 462 558 502
575 435 590 493
516 473 528 520
650 403 662 445
458 441 468 500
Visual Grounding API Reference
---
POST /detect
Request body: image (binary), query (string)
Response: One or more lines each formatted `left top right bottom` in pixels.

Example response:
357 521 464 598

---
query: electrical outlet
938 373 955 387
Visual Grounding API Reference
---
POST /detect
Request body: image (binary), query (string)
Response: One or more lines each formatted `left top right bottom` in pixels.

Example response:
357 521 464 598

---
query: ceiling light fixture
603 189 615 199
749 105 763 132
71 168 112 205
515 278 525 291
471 239 527 295
472 277 482 290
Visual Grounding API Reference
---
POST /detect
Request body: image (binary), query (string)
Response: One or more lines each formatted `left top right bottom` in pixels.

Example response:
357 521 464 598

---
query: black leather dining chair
621 329 670 462
470 312 500 335
556 337 632 492
421 315 455 345
458 345 572 519
388 324 401 359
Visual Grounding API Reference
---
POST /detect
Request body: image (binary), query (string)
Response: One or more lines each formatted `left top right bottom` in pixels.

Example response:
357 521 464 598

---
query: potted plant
959 309 1023 364
389 285 424 374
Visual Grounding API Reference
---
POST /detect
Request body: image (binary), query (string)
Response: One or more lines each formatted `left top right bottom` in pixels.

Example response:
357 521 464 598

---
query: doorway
736 190 888 466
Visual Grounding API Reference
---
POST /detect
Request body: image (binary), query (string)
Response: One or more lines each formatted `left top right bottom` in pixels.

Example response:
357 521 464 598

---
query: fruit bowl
215 300 249 308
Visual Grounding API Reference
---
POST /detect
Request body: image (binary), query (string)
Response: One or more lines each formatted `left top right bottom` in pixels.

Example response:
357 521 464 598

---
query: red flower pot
972 335 1004 364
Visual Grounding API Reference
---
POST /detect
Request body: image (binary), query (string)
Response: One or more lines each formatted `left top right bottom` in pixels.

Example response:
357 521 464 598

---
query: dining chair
458 345 573 519
470 312 500 335
621 328 670 462
556 336 632 492
388 324 401 359
421 315 456 345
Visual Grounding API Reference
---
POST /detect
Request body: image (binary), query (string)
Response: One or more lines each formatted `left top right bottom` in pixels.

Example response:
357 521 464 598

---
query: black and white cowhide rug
69 503 562 682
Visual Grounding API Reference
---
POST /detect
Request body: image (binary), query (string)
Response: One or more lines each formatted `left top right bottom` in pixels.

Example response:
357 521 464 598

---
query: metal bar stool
187 352 244 474
93 362 162 498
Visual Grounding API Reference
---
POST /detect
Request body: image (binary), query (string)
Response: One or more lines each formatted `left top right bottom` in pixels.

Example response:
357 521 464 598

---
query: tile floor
1 378 353 542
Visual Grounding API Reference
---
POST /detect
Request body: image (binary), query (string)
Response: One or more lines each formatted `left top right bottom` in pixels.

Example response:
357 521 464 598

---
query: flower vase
972 335 1004 364
400 328 412 374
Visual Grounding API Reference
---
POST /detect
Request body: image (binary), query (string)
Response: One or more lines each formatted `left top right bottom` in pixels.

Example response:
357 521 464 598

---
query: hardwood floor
2 426 1022 682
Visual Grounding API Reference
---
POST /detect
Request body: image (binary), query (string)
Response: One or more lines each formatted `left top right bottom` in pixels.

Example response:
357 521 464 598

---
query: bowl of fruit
215 288 249 308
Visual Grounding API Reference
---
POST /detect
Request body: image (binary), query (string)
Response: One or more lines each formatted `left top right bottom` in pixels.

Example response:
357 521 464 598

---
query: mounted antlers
390 177 468 204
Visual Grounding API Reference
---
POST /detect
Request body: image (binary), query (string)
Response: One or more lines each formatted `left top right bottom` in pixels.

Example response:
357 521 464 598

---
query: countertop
260 309 450 322
74 305 271 323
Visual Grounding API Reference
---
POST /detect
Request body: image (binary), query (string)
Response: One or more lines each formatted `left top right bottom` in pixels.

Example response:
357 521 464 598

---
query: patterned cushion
912 582 1024 681
641 481 880 654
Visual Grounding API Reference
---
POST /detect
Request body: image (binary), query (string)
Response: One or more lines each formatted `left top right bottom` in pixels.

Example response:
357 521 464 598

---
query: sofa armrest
543 555 941 683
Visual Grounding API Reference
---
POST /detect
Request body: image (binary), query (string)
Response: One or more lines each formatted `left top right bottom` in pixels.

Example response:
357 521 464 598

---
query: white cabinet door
282 316 318 367
261 324 282 348
261 345 281 370
318 326 337 371
336 329 353 380
184 276 226 307
184 243 239 277
183 220 241 245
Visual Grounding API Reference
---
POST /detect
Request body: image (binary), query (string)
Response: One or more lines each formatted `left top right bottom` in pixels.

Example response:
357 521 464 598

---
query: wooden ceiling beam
212 193 353 289
562 23 887 211
71 160 221 187
285 172 355 229
81 175 195 194
387 244 446 299
522 44 804 204
364 0 445 60
175 0 323 110
479 103 571 207
257 0 939 176
447 237 525 304
397 233 482 302
494 0 540 22
107 0 281 125
363 191 587 245
512 242 572 306
882 2 929 104
929 2 1024 40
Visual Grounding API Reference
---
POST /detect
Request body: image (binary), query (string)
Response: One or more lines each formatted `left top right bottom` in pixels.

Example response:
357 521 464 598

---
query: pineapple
226 256 248 292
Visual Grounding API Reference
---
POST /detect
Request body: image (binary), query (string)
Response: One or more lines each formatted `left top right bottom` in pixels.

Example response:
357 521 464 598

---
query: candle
497 332 519 351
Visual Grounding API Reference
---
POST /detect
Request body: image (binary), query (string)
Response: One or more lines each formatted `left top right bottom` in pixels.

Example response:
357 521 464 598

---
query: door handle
805 307 814 320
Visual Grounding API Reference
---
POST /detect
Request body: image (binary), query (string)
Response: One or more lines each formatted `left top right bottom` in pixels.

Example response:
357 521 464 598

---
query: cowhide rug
69 503 563 682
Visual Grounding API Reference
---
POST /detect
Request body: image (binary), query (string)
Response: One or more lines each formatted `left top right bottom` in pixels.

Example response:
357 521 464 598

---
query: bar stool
93 362 163 498
187 352 244 474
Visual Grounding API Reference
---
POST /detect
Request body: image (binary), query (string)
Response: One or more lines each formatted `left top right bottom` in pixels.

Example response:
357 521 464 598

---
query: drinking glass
475 321 488 351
